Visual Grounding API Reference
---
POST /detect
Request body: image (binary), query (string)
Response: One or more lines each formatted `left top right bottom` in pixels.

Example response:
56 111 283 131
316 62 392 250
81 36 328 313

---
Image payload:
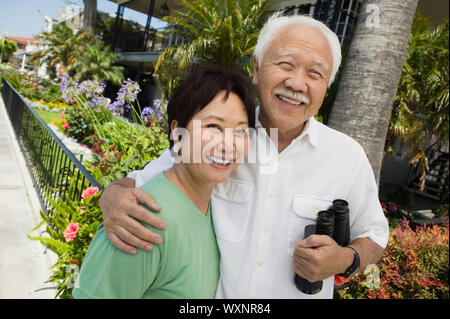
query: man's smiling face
252 23 333 134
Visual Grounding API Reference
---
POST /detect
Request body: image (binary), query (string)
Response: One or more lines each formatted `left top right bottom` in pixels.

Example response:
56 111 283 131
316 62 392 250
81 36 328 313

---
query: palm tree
155 0 269 98
67 44 124 85
386 15 449 190
83 0 97 36
31 22 95 79
327 0 419 186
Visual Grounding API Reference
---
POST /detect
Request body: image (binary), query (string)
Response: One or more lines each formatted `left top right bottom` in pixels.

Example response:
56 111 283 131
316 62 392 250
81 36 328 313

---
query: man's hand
99 177 166 255
292 235 354 282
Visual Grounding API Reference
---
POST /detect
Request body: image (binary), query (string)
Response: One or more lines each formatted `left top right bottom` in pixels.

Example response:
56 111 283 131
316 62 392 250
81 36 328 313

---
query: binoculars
294 199 350 294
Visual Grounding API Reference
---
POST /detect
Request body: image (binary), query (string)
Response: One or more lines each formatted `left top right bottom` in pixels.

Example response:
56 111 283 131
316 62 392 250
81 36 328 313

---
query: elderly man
99 13 389 299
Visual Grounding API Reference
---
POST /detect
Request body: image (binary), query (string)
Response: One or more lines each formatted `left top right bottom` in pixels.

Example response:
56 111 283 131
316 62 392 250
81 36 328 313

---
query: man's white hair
253 12 342 86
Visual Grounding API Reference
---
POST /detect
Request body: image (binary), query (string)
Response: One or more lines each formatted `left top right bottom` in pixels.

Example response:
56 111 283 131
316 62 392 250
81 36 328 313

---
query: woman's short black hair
167 65 255 148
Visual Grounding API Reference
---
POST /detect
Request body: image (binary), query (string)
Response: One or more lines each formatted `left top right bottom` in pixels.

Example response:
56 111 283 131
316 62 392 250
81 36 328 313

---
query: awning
107 0 185 19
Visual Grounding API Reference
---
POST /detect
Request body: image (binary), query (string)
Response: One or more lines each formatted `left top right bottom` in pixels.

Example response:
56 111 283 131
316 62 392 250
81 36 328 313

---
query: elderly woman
72 65 255 299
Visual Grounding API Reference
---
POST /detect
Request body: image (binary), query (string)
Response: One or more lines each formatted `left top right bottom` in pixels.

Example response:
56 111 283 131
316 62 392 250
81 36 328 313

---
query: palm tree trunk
327 0 418 186
83 0 97 35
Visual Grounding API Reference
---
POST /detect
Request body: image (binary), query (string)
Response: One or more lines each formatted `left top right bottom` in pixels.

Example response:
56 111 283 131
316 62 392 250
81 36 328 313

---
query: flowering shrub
87 119 169 187
29 186 103 298
335 219 449 299
0 63 61 102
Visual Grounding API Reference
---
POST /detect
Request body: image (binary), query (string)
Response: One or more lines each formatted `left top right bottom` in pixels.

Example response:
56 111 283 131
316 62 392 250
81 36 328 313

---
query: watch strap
337 246 360 278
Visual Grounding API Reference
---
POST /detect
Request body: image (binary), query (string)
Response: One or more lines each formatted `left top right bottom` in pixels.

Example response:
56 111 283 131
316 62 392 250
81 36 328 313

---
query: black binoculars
294 199 350 294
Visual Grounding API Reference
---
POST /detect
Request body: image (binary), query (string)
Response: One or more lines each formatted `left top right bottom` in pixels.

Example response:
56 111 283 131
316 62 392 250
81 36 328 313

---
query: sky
0 0 167 39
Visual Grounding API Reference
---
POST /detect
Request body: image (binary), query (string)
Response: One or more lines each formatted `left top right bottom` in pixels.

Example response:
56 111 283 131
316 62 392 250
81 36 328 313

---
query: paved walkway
0 96 57 298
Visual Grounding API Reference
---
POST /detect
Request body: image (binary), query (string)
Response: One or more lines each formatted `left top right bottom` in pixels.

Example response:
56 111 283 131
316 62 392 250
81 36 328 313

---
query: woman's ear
170 120 179 142
170 120 184 158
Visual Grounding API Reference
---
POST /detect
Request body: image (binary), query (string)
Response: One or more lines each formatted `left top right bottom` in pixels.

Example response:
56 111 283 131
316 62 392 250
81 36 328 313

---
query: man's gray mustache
274 88 310 104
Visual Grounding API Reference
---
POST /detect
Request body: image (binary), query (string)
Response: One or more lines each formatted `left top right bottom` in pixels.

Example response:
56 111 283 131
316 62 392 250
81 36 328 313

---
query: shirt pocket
287 195 334 255
211 179 253 243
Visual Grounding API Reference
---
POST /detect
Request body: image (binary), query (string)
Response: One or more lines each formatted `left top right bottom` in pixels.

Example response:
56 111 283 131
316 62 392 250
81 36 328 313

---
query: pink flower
381 202 387 213
62 123 69 130
34 87 39 91
63 222 79 242
79 209 86 215
60 114 65 119
81 186 99 199
388 202 398 212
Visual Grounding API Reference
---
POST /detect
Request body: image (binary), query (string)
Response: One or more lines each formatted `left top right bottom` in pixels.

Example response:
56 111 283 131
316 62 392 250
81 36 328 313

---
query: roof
5 36 40 45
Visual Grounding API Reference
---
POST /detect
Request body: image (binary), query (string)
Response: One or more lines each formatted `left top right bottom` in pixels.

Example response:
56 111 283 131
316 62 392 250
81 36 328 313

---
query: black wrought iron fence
1 77 101 216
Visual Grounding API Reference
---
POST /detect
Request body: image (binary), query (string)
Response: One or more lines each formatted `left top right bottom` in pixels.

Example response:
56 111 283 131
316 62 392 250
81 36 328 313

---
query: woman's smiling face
172 90 250 184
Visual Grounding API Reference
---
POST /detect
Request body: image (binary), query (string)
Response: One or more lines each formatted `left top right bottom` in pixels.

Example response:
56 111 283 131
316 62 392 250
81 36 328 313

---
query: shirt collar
254 106 319 147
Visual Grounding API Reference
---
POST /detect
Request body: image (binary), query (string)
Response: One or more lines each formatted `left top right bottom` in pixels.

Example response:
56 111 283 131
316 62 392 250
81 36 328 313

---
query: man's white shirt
127 109 389 299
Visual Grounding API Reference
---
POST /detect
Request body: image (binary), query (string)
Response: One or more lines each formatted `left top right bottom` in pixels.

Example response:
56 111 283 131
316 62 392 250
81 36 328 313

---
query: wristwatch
338 246 360 278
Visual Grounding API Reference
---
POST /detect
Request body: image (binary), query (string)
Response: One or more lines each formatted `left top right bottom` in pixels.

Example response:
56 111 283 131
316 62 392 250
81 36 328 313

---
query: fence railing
1 77 101 216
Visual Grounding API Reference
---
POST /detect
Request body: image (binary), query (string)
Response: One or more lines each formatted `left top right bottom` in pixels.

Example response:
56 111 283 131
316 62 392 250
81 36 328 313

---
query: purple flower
153 99 163 108
77 80 106 99
116 78 141 105
106 79 141 117
108 100 124 117
141 106 155 121
59 75 79 104
87 96 110 108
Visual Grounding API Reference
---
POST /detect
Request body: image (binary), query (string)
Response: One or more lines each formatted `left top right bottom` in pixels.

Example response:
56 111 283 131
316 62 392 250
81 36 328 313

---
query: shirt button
263 227 269 233
251 295 257 299
268 192 275 198
257 261 263 266
226 191 231 197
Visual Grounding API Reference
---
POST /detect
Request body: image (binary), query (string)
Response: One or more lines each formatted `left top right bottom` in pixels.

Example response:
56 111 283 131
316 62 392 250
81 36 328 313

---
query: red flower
108 145 116 152
334 275 350 287
62 123 69 130
70 259 80 266
91 144 102 154
114 152 123 160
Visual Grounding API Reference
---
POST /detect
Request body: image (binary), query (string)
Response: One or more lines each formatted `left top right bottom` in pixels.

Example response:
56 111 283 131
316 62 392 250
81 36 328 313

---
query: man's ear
252 56 259 85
